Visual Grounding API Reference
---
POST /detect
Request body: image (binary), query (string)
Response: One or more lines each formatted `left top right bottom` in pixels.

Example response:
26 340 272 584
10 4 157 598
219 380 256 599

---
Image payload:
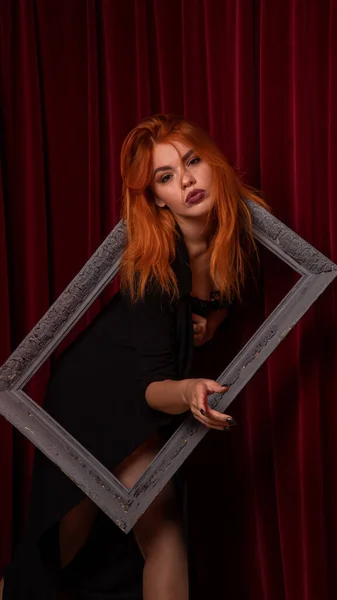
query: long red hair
119 114 268 301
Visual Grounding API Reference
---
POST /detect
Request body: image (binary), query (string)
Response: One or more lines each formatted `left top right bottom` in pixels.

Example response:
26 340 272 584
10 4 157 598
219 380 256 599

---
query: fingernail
226 417 237 426
200 409 205 416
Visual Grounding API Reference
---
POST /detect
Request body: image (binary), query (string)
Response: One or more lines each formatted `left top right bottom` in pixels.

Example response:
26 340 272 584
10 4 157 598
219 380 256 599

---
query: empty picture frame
0 200 336 533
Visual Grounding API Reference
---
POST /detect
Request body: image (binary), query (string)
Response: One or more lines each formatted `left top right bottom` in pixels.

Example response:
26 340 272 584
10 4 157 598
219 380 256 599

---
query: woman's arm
145 379 190 415
124 286 231 428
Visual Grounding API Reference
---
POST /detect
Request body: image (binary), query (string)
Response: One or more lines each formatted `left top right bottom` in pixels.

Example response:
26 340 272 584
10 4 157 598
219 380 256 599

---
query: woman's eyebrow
153 149 194 177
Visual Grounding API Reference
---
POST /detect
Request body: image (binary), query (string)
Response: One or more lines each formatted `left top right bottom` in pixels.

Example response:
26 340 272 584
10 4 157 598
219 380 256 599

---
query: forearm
145 379 191 415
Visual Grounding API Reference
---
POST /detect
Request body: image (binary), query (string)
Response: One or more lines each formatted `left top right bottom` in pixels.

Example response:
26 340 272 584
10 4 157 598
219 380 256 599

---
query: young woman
1 114 266 599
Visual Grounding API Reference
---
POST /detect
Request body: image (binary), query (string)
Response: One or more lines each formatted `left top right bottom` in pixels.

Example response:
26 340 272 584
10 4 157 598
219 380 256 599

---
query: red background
0 1 336 599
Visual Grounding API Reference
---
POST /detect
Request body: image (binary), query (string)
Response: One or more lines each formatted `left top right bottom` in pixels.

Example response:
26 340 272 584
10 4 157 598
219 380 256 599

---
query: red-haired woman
1 114 266 600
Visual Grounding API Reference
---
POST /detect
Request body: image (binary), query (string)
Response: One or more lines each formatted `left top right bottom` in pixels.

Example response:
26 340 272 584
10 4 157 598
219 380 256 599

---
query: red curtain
0 1 336 598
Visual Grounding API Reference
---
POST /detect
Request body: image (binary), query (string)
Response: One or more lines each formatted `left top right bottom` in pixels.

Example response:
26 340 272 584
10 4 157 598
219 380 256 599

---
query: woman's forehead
152 140 191 169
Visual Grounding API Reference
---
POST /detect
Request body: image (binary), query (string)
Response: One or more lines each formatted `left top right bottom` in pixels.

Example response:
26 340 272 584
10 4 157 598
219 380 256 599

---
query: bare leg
58 434 162 569
134 485 188 600
58 433 188 598
114 434 189 600
1 435 188 600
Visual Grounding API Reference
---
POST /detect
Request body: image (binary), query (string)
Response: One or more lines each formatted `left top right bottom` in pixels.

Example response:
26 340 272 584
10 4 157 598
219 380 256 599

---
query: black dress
3 233 196 599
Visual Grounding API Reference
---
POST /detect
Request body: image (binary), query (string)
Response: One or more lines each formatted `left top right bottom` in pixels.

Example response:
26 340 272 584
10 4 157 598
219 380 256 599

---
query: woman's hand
192 313 212 346
192 308 228 346
182 378 236 430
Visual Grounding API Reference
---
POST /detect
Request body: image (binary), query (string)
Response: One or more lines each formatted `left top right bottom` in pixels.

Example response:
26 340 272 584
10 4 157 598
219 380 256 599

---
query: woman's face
151 140 213 222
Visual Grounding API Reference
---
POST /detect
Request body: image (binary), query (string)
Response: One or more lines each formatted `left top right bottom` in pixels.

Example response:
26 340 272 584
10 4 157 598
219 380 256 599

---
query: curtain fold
0 1 336 598
0 156 13 575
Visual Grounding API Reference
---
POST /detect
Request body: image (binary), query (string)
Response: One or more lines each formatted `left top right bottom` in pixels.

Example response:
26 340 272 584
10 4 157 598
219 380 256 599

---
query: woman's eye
160 173 172 184
189 156 201 166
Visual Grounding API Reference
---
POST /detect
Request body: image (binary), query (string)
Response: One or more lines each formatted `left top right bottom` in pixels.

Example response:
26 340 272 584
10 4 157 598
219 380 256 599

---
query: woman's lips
186 191 206 204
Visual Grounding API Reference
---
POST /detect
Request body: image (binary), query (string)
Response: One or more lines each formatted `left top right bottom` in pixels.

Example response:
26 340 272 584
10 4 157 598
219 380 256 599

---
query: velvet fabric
0 1 336 599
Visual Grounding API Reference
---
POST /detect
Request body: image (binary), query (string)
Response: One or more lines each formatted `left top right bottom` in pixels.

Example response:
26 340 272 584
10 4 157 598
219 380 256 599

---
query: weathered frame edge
0 203 336 532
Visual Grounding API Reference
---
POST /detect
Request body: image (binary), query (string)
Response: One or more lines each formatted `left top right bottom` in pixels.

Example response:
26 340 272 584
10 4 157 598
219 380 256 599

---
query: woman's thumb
206 380 228 394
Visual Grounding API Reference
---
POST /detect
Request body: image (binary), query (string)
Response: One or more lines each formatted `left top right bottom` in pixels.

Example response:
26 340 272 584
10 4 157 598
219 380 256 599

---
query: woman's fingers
196 413 227 430
187 380 236 430
195 381 226 411
193 382 236 429
193 409 236 430
193 394 234 428
192 313 206 325
206 407 236 425
205 380 228 394
200 408 235 428
193 315 207 344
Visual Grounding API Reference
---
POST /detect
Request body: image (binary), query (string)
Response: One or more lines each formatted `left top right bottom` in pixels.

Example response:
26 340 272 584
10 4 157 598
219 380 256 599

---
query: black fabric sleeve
122 286 179 423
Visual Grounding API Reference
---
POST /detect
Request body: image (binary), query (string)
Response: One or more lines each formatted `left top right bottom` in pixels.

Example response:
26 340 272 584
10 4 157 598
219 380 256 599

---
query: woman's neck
176 216 212 259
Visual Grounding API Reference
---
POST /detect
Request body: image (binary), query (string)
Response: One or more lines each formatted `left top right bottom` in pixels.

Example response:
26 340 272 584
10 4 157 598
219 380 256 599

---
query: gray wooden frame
0 201 336 533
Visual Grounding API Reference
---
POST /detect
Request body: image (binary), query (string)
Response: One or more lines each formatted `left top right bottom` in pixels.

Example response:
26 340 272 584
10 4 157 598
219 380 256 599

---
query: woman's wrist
146 379 193 414
180 379 194 407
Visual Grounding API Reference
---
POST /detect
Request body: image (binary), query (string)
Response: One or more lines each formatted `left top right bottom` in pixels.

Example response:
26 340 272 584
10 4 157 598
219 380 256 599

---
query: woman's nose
182 170 196 188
